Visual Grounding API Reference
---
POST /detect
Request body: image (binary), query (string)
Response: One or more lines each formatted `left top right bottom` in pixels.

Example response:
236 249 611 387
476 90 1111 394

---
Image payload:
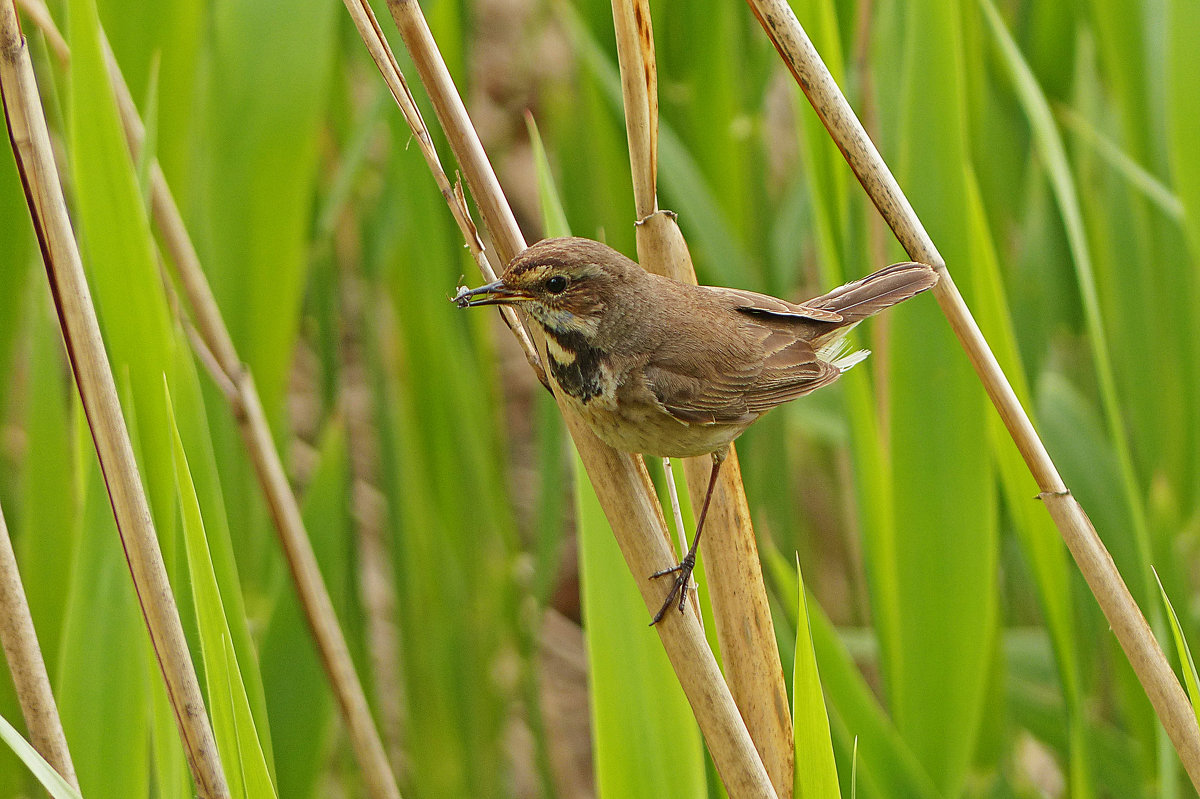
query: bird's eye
545 275 569 294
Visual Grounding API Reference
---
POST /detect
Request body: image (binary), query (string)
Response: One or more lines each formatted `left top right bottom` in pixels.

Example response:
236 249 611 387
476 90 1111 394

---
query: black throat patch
546 328 604 404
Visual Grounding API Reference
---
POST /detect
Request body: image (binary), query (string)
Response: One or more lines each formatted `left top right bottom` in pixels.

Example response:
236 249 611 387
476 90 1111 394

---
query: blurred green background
1 0 1198 795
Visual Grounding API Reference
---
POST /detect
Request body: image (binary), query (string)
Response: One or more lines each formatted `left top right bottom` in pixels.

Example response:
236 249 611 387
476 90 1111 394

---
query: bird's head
454 237 639 338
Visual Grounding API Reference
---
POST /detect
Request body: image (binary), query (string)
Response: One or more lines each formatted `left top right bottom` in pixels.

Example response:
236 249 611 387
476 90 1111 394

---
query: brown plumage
456 236 938 622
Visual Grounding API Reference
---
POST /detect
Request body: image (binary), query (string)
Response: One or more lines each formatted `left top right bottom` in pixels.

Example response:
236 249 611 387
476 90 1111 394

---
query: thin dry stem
0 4 229 796
0 501 79 790
745 0 1200 787
610 1 794 794
373 1 777 793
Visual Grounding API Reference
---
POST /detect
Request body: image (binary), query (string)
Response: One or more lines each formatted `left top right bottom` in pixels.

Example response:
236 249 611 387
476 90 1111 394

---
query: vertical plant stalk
369 1 777 794
0 501 79 790
745 0 1200 787
56 13 406 799
609 0 794 795
0 5 231 797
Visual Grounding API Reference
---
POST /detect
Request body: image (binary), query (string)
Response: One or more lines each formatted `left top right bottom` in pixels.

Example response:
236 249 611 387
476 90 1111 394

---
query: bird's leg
650 449 725 624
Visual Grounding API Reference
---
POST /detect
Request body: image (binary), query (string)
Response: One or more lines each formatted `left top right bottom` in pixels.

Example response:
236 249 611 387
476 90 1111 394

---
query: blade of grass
369 135 519 797
1166 0 1200 511
1056 104 1183 221
979 0 1155 611
56 413 151 799
51 5 401 787
791 557 839 799
16 299 77 677
168 382 276 799
0 139 31 383
762 548 939 799
1155 570 1200 730
576 452 707 798
881 0 997 789
788 0 901 697
65 0 177 541
169 338 275 774
977 11 1198 785
963 171 1093 796
199 0 336 418
93 0 203 200
526 112 571 240
0 714 83 799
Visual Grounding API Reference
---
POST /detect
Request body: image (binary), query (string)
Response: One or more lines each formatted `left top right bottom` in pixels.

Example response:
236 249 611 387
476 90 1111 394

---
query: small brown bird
456 237 937 623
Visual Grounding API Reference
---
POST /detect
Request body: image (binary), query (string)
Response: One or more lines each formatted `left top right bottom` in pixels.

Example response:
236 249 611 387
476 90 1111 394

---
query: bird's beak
453 279 529 308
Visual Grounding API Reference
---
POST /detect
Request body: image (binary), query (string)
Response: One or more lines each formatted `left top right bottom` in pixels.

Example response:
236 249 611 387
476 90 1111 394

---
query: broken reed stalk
350 0 777 793
744 0 1200 787
0 4 230 797
0 501 79 790
608 0 793 795
73 14 402 799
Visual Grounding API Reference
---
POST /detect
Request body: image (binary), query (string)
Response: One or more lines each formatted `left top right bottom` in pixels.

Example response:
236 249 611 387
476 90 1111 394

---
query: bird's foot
649 551 696 625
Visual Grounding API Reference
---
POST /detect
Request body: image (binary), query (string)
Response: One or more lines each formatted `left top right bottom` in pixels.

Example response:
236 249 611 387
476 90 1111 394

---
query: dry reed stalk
0 501 79 790
745 0 1200 787
0 4 229 796
609 0 794 795
354 0 778 793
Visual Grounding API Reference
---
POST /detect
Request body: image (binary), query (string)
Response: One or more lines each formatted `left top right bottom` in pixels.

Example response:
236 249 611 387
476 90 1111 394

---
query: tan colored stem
0 5 229 796
375 2 777 794
0 501 79 790
745 0 1200 787
610 0 794 790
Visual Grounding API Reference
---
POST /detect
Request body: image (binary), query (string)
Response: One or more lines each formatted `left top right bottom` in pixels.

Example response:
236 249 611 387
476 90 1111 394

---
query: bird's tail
810 262 939 324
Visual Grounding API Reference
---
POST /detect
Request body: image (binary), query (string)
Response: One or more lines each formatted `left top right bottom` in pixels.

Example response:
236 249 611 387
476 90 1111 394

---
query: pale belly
559 387 746 459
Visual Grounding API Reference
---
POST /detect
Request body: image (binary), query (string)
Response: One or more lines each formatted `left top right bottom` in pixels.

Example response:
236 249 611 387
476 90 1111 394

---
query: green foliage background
1 0 1198 796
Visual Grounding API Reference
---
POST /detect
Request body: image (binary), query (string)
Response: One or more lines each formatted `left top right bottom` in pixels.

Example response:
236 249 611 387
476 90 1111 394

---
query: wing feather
707 286 844 322
645 318 843 425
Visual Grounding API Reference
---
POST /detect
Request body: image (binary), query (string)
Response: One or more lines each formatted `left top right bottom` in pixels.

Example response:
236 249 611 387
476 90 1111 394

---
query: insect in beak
453 279 530 308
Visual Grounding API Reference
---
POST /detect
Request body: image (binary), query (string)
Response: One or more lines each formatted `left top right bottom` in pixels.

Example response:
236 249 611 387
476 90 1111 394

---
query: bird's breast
544 327 608 405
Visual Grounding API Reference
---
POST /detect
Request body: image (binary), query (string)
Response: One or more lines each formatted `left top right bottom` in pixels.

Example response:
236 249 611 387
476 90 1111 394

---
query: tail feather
810 262 938 324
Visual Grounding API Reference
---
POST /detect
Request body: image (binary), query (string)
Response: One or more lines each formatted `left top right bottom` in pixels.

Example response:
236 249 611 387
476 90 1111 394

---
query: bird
455 236 938 624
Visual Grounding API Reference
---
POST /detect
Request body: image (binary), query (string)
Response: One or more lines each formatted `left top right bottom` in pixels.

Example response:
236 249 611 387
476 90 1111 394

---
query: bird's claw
649 554 695 625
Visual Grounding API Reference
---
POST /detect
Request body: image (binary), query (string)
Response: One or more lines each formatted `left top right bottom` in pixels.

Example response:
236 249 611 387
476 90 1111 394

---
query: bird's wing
742 328 842 414
706 285 844 323
644 361 757 424
644 325 841 425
